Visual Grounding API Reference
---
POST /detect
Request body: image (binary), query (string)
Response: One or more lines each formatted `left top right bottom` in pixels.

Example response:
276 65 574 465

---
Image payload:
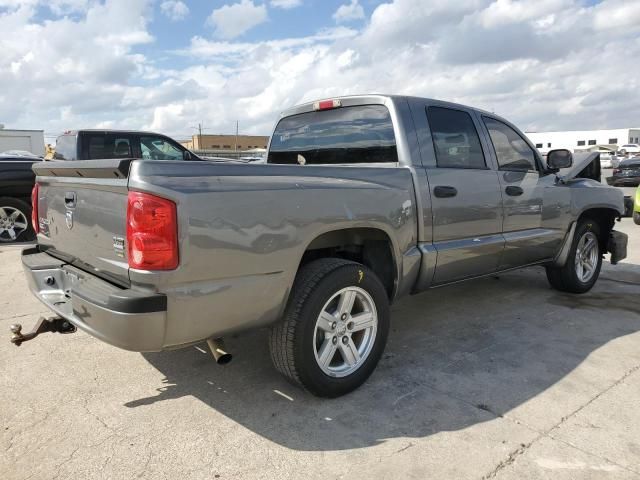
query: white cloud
333 0 364 23
207 0 268 39
593 0 640 31
0 0 154 134
160 0 189 21
270 0 302 9
0 0 90 15
477 0 569 28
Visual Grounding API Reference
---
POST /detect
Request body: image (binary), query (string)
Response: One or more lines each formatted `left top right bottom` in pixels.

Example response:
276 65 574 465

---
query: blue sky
141 1 389 72
1 0 638 141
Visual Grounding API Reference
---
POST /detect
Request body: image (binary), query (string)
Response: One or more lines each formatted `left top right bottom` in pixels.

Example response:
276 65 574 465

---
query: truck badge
113 236 125 257
65 210 73 229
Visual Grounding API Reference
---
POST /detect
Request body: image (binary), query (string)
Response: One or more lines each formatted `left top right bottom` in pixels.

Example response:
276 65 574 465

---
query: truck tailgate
33 160 131 286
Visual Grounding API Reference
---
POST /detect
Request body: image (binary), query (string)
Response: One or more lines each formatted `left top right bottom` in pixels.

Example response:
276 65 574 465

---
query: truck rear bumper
22 247 167 351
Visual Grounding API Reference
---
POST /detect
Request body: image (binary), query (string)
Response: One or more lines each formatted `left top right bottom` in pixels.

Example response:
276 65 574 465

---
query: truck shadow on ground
126 266 640 451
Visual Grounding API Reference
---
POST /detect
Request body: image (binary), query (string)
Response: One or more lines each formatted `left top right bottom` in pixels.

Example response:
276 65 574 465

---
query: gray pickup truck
17 95 627 397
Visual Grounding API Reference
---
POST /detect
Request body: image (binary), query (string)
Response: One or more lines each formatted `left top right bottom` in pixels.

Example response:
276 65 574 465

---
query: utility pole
235 120 239 152
198 122 203 150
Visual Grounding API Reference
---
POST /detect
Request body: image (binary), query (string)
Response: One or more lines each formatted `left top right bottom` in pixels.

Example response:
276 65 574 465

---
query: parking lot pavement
1 219 639 480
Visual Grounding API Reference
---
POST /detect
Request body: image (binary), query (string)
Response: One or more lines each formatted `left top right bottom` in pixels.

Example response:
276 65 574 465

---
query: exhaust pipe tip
206 338 232 365
215 352 233 365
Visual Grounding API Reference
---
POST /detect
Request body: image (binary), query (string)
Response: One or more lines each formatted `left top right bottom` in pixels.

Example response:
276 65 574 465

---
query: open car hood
558 152 600 181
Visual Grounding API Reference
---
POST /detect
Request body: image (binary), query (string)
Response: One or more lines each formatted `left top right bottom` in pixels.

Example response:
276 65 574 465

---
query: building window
608 138 618 144
588 140 596 145
577 140 585 146
535 143 543 148
547 143 551 148
223 145 231 149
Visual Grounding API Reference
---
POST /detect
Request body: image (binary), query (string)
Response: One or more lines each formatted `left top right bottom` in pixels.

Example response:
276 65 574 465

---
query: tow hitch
10 317 76 346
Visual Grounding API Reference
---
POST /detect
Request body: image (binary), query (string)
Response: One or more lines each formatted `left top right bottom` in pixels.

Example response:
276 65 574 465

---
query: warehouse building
0 127 45 155
526 128 640 153
180 134 269 152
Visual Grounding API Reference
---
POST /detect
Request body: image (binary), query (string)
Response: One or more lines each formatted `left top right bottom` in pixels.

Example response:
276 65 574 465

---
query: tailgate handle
64 192 77 208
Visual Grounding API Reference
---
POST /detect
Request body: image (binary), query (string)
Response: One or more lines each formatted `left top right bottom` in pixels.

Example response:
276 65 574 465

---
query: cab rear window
53 135 77 160
268 105 398 165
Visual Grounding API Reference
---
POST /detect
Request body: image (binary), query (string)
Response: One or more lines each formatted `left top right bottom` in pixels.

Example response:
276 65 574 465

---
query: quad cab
17 95 627 397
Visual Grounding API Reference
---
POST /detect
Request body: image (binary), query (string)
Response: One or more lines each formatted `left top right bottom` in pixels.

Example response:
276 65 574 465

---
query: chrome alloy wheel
0 206 28 242
575 231 599 283
313 286 378 378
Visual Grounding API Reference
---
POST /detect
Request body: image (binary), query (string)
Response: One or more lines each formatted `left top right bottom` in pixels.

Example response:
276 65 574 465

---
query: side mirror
183 150 191 161
547 149 572 170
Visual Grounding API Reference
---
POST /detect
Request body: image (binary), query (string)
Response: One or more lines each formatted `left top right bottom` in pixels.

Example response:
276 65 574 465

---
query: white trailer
0 128 45 156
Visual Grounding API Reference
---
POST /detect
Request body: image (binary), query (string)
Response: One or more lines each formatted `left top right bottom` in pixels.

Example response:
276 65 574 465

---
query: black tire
634 211 640 225
0 197 35 243
269 258 390 397
546 219 602 294
623 198 634 217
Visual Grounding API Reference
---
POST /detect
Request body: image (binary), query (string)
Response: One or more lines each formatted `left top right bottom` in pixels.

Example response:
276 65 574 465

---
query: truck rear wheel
0 197 35 243
546 219 602 294
269 258 390 397
634 211 640 225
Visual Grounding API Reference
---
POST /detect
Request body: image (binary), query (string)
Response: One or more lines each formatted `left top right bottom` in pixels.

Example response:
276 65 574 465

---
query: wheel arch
576 207 619 253
296 227 399 300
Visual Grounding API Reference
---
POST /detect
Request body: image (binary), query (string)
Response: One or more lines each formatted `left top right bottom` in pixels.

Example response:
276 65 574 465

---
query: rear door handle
433 186 458 198
64 191 77 208
505 186 524 196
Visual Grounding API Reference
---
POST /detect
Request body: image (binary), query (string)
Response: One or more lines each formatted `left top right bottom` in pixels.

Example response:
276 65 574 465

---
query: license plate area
33 267 84 317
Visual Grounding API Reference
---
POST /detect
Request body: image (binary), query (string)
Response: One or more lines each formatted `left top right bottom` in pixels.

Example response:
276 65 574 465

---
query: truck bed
31 159 420 349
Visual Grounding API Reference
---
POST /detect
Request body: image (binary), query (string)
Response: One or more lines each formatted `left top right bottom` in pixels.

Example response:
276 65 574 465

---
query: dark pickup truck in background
0 153 40 242
53 130 200 161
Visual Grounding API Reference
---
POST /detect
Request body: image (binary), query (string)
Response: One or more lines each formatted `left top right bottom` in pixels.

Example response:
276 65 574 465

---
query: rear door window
426 107 486 169
268 104 397 164
83 134 133 159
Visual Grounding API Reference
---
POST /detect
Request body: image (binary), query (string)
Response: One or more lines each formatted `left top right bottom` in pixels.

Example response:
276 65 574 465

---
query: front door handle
505 186 524 196
433 186 458 198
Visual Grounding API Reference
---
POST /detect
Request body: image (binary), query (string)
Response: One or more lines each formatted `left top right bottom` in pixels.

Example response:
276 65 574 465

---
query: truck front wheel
546 219 602 294
269 258 390 397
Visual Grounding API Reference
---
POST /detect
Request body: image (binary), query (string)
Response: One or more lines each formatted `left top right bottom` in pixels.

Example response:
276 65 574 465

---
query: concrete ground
1 218 639 480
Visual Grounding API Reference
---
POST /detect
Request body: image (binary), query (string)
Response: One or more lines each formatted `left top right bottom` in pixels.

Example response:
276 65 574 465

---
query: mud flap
608 231 628 265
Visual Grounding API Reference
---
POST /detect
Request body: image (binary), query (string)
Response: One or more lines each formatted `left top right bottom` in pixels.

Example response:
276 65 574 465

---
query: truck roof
59 129 172 137
279 94 495 118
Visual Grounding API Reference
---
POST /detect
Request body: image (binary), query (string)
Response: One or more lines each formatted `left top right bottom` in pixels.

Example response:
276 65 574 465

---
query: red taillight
126 191 178 270
313 99 341 111
31 183 39 234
